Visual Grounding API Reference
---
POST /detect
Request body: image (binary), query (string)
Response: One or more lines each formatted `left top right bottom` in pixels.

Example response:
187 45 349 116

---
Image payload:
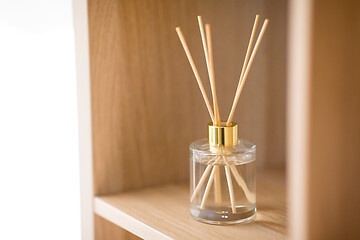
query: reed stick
197 16 211 80
175 27 215 123
205 24 220 125
224 156 236 213
226 15 259 125
230 165 255 203
226 19 269 125
213 165 222 203
207 156 218 165
190 156 220 203
200 156 222 209
200 164 217 209
222 155 255 203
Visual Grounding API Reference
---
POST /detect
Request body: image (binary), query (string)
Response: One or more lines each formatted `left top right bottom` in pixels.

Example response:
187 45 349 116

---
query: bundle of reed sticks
176 15 268 213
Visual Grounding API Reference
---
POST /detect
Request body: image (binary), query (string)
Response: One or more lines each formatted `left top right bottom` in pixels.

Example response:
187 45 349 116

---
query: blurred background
0 1 81 239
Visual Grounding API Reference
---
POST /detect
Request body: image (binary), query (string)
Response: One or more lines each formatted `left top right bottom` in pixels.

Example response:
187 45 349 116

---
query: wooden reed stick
224 156 236 213
226 15 259 125
200 160 219 209
205 24 220 125
176 27 215 123
222 155 255 203
207 157 218 165
213 165 222 203
230 165 255 203
190 156 220 203
197 17 220 125
197 16 211 79
197 17 223 202
226 19 269 125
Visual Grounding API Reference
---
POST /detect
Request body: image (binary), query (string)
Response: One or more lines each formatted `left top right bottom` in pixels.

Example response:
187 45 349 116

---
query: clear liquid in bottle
190 138 256 225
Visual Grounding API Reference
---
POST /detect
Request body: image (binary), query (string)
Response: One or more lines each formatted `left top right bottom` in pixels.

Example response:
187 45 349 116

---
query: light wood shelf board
94 169 286 240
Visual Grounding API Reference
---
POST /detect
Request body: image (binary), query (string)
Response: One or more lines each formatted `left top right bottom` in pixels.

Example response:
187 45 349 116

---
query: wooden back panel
87 0 287 196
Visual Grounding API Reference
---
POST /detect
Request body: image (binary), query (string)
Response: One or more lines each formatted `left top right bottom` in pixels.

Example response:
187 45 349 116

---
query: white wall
0 1 81 239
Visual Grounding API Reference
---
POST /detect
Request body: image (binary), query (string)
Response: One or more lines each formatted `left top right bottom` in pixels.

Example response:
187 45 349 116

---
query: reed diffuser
176 15 268 224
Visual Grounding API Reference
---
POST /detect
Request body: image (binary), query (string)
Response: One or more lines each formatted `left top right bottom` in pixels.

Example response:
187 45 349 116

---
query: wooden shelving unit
94 169 286 240
74 0 360 239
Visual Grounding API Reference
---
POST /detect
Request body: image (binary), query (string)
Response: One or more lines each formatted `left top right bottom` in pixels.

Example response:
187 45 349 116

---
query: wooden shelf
94 169 286 240
75 0 360 238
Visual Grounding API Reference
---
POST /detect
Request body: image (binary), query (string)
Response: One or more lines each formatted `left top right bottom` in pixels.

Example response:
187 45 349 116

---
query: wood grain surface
94 169 286 240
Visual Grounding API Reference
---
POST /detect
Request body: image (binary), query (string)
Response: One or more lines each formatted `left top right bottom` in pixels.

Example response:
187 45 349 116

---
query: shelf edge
94 197 173 240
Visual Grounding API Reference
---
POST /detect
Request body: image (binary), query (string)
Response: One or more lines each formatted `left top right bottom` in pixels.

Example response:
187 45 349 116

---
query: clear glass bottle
190 122 256 225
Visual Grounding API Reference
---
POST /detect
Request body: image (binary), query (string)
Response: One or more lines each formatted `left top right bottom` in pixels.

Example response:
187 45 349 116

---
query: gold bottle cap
208 122 238 147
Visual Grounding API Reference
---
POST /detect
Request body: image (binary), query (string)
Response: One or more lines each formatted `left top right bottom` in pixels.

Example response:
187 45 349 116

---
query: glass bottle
190 122 256 224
